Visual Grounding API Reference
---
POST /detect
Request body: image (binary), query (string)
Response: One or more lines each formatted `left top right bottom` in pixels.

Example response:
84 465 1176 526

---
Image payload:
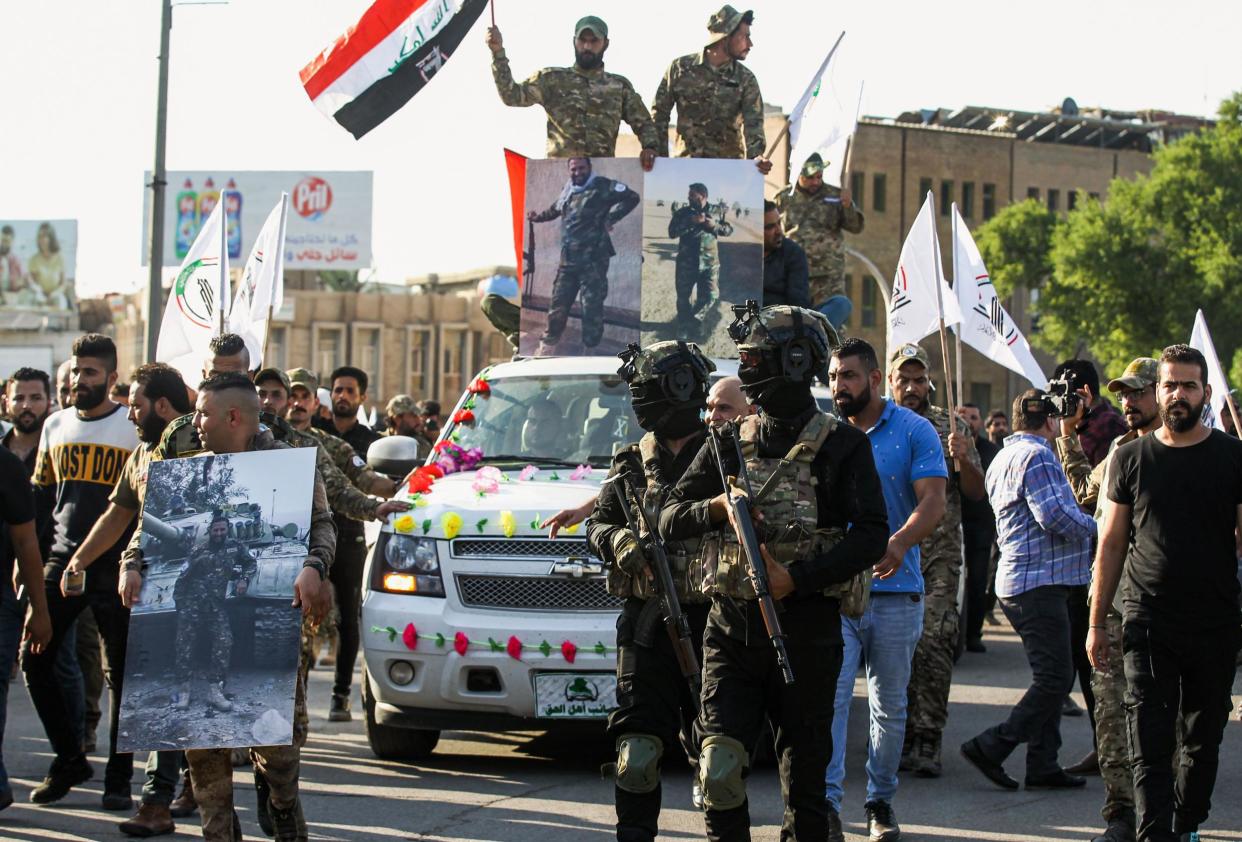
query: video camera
1022 373 1082 418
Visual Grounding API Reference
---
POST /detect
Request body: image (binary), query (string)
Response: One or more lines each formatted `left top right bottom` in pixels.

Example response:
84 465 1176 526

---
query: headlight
384 535 439 573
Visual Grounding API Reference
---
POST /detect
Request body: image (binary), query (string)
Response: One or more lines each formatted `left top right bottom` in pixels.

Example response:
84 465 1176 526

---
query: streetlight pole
145 0 173 363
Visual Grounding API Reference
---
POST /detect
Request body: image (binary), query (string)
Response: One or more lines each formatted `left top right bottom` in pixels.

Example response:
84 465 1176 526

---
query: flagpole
840 81 865 185
928 191 959 469
217 197 228 336
261 192 290 365
767 30 845 162
490 0 495 26
951 202 963 411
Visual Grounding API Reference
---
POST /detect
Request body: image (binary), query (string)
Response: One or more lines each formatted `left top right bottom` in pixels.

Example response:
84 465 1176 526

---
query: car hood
383 466 603 539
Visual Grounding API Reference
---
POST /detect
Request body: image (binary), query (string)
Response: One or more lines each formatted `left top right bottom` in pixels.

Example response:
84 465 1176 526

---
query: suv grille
455 574 622 612
451 538 592 559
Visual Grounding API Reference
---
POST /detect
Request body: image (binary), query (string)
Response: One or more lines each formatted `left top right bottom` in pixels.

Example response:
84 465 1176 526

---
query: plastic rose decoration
561 640 578 664
452 408 475 425
441 512 464 539
393 514 415 534
453 631 469 656
569 464 592 481
402 623 418 651
517 465 538 482
506 635 523 660
499 510 517 538
472 466 503 496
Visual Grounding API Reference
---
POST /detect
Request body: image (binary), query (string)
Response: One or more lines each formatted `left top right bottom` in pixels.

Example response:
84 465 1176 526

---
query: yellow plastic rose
441 512 464 539
499 510 517 538
393 514 415 534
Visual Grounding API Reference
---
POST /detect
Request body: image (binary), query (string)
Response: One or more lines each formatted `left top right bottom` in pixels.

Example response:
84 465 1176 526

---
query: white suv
360 356 833 759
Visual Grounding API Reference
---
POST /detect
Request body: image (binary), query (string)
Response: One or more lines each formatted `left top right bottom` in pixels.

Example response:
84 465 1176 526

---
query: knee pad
615 733 663 794
697 734 748 811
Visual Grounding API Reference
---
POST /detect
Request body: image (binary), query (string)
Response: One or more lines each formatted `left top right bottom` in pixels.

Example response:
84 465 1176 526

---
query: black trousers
961 519 994 642
22 580 133 793
698 597 843 842
1122 620 1241 841
1067 583 1098 742
608 598 709 842
974 585 1074 776
330 528 367 698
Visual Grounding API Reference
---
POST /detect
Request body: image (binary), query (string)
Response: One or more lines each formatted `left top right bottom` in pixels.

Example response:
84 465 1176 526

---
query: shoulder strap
753 412 836 504
738 416 761 463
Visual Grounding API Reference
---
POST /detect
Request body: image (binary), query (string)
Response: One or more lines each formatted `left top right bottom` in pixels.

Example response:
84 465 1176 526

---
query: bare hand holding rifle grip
606 473 702 707
708 424 795 685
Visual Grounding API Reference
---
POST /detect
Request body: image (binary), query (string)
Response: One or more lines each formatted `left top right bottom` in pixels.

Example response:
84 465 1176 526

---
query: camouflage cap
574 15 608 39
888 343 931 377
729 302 840 357
386 394 419 417
801 153 826 177
617 340 715 387
286 367 318 393
1107 357 1159 393
254 367 291 392
706 5 752 46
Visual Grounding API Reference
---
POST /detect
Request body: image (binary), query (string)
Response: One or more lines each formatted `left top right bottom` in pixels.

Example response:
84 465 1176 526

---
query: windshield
446 374 641 468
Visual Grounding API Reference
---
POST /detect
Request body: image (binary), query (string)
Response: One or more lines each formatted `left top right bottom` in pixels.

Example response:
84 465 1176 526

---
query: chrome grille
451 538 591 559
454 574 621 612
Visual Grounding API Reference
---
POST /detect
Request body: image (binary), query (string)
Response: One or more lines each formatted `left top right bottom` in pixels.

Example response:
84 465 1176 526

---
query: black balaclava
738 349 816 419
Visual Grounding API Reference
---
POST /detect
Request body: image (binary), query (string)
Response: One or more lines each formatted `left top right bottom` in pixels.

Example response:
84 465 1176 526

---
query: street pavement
3 620 1240 841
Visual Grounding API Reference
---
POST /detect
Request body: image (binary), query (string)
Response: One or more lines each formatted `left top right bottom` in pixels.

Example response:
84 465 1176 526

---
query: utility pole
145 0 174 363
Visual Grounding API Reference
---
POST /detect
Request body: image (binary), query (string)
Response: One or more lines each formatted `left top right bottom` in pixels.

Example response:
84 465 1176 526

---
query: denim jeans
825 591 924 809
0 583 21 795
816 296 853 332
53 617 86 749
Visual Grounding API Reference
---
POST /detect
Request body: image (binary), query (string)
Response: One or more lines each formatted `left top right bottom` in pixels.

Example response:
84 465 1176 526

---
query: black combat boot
269 797 307 842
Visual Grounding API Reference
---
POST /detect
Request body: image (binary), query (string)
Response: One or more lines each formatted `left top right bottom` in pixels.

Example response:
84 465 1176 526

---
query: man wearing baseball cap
1055 358 1161 842
775 152 864 331
486 15 659 168
651 5 771 173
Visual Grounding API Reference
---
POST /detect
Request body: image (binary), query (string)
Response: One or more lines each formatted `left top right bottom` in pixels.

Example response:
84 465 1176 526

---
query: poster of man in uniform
118 448 315 751
640 160 763 356
0 219 77 312
519 157 643 357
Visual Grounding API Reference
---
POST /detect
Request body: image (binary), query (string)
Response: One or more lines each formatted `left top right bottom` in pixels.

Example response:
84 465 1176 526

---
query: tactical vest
701 412 871 619
605 434 709 604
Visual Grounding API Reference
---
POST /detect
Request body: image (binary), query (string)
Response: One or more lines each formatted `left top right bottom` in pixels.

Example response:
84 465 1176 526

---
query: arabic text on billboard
0 220 77 313
143 171 372 270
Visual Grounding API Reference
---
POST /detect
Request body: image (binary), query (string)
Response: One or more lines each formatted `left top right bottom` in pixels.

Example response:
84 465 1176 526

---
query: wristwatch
302 558 327 581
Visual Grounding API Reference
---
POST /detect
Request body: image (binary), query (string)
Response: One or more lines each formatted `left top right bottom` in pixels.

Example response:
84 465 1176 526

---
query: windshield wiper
481 455 581 467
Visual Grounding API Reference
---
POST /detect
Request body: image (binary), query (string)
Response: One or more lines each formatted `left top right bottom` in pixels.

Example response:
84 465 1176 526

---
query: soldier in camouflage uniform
171 510 256 713
528 157 640 351
660 303 889 842
587 340 715 841
487 15 659 165
668 183 721 332
1055 357 1162 842
774 153 864 330
651 6 770 173
887 343 984 778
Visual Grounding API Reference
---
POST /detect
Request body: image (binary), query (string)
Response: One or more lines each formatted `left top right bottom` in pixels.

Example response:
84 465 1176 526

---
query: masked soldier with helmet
587 340 716 842
659 303 889 842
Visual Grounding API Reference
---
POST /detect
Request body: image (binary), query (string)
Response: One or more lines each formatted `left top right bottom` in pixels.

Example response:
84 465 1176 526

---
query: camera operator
1052 359 1127 468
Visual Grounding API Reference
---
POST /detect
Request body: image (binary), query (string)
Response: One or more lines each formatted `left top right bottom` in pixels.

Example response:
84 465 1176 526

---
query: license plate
534 672 617 719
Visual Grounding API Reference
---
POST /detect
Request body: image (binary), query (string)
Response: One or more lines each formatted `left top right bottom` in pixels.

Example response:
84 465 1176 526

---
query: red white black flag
301 0 487 139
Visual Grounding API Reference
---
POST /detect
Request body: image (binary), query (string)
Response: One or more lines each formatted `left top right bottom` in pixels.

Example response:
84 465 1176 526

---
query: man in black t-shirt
1088 344 1242 842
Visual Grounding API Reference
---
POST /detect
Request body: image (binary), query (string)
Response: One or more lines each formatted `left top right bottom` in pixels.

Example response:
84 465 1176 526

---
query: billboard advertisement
0 219 77 312
143 171 372 270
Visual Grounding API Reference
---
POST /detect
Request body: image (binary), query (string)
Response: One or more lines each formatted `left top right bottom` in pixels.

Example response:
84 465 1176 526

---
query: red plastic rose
402 623 417 651
506 635 523 660
561 640 577 664
453 632 469 656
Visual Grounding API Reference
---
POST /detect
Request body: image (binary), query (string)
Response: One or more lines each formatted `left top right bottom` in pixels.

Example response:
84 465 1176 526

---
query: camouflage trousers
176 596 231 683
188 616 312 842
1092 609 1133 824
808 271 846 309
545 257 610 347
674 262 719 322
480 293 520 351
906 555 961 742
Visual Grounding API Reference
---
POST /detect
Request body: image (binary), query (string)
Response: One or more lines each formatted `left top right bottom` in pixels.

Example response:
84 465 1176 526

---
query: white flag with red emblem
888 192 961 348
951 206 1046 388
156 200 229 387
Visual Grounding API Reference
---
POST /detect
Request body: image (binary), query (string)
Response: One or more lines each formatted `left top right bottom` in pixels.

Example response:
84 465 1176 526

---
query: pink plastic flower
517 465 538 481
569 464 593 481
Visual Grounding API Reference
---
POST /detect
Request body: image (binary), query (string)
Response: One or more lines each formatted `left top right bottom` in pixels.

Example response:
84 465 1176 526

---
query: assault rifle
707 423 795 685
606 473 702 707
522 217 535 296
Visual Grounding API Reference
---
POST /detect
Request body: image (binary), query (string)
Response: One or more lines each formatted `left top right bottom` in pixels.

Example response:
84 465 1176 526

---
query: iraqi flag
301 0 488 139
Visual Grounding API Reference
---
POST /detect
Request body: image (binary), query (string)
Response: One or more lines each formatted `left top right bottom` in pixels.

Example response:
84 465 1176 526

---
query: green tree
317 270 368 292
973 198 1059 299
1039 92 1242 376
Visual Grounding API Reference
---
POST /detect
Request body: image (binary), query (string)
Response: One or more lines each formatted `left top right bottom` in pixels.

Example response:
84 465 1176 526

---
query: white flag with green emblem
786 32 851 183
156 199 229 386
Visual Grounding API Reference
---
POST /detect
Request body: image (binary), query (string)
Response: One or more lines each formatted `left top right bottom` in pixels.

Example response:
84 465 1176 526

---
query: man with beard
587 340 715 841
774 154 864 331
56 359 73 410
327 366 380 458
651 5 771 173
60 363 190 835
3 367 51 474
886 344 983 780
824 337 946 842
528 157 640 353
668 183 721 335
962 388 1095 793
1089 345 1242 842
487 16 659 166
661 305 889 842
23 334 138 808
1056 358 1162 842
761 201 810 308
987 410 1010 445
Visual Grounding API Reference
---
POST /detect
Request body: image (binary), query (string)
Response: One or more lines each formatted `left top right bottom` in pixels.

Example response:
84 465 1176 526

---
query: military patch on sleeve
615 182 628 192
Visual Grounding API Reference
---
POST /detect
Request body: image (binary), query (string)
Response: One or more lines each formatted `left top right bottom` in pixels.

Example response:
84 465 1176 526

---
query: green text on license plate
534 673 617 719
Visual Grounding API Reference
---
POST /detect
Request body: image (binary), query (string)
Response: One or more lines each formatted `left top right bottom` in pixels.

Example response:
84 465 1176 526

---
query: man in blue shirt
962 388 1096 792
825 338 947 842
